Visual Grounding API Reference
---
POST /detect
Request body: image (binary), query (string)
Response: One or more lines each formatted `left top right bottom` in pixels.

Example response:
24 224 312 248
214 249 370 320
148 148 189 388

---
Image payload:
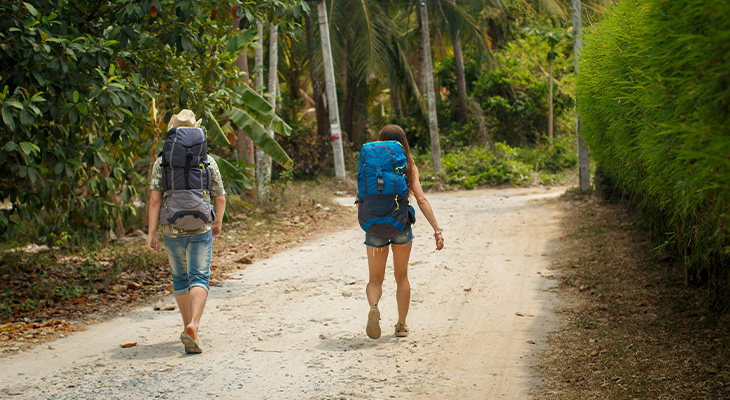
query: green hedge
578 0 730 308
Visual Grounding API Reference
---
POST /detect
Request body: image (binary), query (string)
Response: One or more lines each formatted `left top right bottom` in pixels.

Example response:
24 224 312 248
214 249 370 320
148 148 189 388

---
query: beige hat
167 109 203 131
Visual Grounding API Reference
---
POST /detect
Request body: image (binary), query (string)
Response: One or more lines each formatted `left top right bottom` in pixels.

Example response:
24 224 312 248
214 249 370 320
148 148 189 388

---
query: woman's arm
411 165 444 250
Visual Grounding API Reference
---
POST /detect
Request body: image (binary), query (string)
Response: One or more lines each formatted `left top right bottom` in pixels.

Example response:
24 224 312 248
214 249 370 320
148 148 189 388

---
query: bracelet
434 231 443 238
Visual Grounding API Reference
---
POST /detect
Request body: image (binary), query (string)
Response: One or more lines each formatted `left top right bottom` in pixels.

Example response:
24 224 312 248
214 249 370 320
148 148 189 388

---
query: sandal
395 323 409 338
181 332 202 354
366 305 381 339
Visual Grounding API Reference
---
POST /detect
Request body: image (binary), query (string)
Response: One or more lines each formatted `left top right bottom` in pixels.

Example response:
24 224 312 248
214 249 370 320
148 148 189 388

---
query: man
147 109 226 354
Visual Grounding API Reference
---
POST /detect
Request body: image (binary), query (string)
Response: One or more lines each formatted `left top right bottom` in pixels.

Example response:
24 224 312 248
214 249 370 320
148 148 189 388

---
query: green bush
420 142 533 189
470 35 575 145
578 0 730 309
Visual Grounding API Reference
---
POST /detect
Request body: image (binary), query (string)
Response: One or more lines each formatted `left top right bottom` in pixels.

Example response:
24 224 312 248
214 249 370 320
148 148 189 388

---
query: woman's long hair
377 124 415 195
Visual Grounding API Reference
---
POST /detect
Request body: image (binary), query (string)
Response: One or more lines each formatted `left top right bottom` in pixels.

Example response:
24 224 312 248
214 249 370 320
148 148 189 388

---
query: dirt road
0 187 567 399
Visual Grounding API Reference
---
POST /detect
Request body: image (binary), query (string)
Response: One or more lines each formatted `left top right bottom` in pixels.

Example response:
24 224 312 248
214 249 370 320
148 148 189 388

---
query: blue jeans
163 230 212 295
364 227 414 248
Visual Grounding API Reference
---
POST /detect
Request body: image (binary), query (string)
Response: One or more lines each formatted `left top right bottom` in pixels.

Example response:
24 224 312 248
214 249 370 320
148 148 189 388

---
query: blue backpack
356 140 415 237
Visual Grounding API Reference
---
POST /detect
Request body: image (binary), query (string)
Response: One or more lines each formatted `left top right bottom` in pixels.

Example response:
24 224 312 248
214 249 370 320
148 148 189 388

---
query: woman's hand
434 231 444 251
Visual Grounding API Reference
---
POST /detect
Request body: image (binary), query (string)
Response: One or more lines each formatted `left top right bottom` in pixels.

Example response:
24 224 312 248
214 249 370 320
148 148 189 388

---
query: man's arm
148 190 162 252
212 195 226 238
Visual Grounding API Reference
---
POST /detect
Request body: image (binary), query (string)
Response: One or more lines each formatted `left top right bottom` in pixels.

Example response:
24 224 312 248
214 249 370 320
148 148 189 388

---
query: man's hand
148 232 160 253
212 222 222 238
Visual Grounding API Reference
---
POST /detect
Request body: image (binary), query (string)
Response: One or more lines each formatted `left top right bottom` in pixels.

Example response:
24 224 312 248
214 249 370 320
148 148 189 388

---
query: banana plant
205 84 293 170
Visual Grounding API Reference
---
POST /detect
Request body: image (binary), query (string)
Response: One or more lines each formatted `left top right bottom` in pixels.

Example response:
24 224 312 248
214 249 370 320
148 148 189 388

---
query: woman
363 124 444 339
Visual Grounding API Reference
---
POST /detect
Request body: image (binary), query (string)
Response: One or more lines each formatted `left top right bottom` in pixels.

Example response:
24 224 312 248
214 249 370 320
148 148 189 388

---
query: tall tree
255 23 279 199
254 21 268 198
317 0 346 179
572 0 590 191
232 17 256 180
304 9 329 143
419 1 442 172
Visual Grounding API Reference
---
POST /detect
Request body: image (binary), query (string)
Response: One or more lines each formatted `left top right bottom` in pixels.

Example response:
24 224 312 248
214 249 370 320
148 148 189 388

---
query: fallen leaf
463 288 472 292
236 253 254 264
590 350 598 357
526 340 536 344
120 342 137 348
515 312 534 317
318 334 326 339
154 301 176 311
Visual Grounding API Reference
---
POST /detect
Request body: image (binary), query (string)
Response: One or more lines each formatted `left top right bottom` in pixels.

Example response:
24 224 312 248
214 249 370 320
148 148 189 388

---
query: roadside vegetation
578 0 730 310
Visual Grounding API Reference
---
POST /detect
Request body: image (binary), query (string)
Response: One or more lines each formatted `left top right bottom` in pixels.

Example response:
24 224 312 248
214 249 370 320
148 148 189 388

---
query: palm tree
419 1 442 172
317 0 346 179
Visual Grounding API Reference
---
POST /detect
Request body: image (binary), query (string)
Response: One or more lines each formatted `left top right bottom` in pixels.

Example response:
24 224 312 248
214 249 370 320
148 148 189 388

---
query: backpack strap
159 150 169 191
203 155 211 190
184 147 194 190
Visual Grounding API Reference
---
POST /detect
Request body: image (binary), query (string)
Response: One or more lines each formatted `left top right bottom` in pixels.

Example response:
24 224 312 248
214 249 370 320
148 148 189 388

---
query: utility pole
419 1 441 172
572 0 590 191
317 0 346 180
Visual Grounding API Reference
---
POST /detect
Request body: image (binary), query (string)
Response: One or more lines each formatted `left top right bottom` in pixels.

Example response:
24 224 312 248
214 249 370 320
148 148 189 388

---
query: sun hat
167 109 203 131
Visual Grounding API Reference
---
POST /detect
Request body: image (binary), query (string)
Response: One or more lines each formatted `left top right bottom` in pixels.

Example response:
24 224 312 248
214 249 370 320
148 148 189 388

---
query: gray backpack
158 127 216 230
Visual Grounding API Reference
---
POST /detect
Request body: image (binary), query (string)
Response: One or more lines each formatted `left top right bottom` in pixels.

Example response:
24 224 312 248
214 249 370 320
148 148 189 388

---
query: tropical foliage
578 0 730 308
0 0 304 244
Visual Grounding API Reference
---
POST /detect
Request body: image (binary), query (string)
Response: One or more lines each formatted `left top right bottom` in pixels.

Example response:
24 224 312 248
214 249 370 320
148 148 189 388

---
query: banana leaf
226 106 293 169
231 85 292 137
204 110 231 148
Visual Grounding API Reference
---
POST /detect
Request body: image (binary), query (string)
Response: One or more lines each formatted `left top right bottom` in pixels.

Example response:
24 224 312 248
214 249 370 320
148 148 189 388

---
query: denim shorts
364 227 414 248
163 230 213 295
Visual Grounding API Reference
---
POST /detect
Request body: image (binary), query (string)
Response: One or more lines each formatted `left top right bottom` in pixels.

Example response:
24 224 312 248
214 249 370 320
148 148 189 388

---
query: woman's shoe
366 305 381 339
395 322 408 338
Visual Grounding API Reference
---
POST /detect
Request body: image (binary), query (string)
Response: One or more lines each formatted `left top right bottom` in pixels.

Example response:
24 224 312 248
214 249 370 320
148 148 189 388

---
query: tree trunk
256 23 278 200
453 33 468 123
304 10 330 146
381 0 401 118
572 0 590 192
419 2 441 172
548 57 553 141
317 0 346 179
233 17 256 194
254 21 268 199
390 78 402 118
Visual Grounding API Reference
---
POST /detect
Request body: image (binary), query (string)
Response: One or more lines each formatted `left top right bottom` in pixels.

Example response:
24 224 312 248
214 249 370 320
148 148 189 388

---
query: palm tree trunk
259 23 278 198
304 9 330 145
381 0 402 118
419 1 441 172
572 0 590 191
317 0 346 179
453 33 468 123
254 21 268 199
548 57 553 141
233 17 256 193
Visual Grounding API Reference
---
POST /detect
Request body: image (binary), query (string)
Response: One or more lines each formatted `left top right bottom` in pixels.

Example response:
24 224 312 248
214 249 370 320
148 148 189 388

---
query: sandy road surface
0 186 566 399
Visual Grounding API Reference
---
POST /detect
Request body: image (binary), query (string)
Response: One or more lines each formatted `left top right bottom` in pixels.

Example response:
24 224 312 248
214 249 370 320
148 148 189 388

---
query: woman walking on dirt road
360 124 445 339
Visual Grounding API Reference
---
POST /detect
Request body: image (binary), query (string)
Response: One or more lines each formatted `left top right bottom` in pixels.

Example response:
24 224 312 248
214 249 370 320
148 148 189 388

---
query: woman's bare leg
391 242 412 325
366 246 388 306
